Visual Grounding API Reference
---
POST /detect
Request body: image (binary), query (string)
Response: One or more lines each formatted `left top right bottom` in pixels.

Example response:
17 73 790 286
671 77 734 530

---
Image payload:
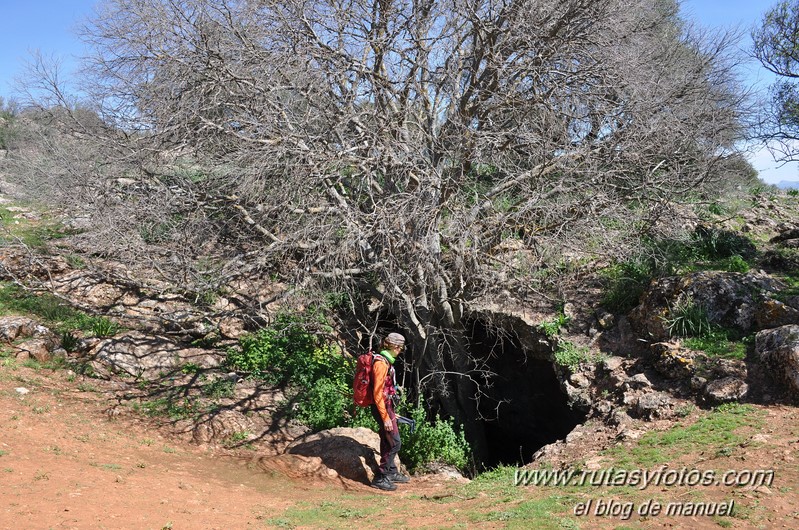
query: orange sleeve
372 358 389 422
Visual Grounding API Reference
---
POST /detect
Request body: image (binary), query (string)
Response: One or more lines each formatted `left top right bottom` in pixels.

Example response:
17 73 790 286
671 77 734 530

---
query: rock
756 325 799 394
14 387 29 395
633 392 674 420
625 373 652 389
770 226 799 244
14 339 53 363
596 308 615 329
755 299 799 330
569 372 591 388
651 342 696 379
191 409 256 445
287 427 394 483
690 376 708 391
0 316 41 343
218 317 246 339
629 271 782 340
90 331 222 379
704 377 749 403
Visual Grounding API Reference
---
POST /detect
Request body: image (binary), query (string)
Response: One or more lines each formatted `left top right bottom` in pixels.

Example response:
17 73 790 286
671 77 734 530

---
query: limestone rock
629 271 782 340
90 331 222 379
756 325 799 394
286 427 393 483
633 392 674 420
704 376 749 403
651 342 696 379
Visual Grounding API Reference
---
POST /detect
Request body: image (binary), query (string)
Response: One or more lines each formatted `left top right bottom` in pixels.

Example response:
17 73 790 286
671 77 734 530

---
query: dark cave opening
469 319 587 468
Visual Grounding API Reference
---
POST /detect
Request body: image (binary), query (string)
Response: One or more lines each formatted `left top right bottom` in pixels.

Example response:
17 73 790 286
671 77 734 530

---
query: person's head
383 332 405 355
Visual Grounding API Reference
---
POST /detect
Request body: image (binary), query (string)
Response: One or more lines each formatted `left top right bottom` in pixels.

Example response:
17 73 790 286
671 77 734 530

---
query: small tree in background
753 0 799 162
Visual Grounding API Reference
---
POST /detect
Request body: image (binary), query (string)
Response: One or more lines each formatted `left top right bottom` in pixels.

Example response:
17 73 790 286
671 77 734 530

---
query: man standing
370 332 410 491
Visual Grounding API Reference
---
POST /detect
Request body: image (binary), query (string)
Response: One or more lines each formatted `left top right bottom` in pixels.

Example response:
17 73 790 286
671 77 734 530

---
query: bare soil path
3 362 799 530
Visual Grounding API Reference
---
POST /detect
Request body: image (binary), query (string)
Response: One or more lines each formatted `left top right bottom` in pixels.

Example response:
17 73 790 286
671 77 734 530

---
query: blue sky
0 0 794 183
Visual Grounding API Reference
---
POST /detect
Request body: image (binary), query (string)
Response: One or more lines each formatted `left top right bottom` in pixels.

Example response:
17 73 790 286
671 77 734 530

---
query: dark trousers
371 403 401 475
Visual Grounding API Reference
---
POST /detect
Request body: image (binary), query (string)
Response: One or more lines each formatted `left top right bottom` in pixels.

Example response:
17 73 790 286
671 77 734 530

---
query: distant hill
776 180 799 190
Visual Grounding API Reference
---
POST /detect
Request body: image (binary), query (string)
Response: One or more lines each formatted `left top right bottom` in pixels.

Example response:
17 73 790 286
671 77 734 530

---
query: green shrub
553 341 602 371
296 376 350 431
662 295 711 338
60 331 79 352
723 254 750 273
600 259 653 312
226 312 347 387
537 312 570 338
399 405 471 473
92 317 120 338
226 310 352 429
691 226 756 262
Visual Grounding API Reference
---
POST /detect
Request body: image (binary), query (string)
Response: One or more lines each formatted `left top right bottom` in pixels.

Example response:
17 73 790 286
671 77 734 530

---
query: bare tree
6 0 750 460
753 0 799 162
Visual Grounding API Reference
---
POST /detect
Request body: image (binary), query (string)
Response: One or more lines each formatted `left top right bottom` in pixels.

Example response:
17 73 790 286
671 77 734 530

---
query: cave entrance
469 319 586 468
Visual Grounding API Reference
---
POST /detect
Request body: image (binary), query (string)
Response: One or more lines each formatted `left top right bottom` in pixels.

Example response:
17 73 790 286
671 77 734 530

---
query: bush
399 404 471 473
553 340 602 371
600 258 653 313
662 295 711 338
226 312 348 387
226 310 352 429
296 377 351 431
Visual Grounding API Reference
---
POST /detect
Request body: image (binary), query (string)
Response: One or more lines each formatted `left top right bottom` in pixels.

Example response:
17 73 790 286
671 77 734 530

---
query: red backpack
353 351 377 407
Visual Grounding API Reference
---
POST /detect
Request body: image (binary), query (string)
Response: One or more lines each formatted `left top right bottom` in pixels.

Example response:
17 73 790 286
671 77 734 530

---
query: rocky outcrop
756 325 799 395
287 427 397 483
629 271 788 342
89 330 222 379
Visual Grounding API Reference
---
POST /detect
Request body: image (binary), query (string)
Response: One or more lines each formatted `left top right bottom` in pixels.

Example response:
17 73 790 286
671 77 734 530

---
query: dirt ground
3 362 799 530
0 363 487 530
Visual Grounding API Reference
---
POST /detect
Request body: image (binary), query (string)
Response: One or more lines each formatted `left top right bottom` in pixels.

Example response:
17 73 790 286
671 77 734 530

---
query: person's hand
383 418 393 432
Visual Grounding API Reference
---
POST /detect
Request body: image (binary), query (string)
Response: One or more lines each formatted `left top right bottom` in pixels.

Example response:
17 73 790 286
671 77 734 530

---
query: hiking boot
386 471 410 484
371 474 397 491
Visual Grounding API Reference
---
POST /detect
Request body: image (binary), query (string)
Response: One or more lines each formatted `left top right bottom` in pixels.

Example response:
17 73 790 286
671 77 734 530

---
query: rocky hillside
1 180 799 527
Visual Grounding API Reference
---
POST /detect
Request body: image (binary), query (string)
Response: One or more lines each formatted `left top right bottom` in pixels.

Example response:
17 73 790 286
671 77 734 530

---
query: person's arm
372 359 393 430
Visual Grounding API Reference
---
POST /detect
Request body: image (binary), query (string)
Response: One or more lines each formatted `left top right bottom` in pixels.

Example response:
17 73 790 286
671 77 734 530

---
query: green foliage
226 310 351 430
553 341 601 371
600 258 653 313
92 317 120 338
684 331 749 361
60 331 79 353
202 378 236 400
605 403 762 467
296 376 350 431
662 295 711 338
226 312 346 387
538 312 570 338
723 254 750 273
690 226 757 262
0 283 97 333
399 404 471 473
601 227 758 314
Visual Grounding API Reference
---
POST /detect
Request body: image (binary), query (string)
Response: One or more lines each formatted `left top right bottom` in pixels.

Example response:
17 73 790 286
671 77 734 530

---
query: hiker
370 332 409 491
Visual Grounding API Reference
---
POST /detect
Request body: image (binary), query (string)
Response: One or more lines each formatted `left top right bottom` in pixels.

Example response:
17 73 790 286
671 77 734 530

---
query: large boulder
756 325 799 395
286 427 396 483
629 271 787 341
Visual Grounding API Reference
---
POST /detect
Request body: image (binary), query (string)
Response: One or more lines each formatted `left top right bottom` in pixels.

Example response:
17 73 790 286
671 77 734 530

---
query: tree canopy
5 0 752 462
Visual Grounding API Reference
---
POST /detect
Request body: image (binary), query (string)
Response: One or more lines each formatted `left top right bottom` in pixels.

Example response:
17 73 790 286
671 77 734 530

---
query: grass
0 283 103 334
553 341 604 371
266 497 384 529
0 204 74 249
603 403 763 467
